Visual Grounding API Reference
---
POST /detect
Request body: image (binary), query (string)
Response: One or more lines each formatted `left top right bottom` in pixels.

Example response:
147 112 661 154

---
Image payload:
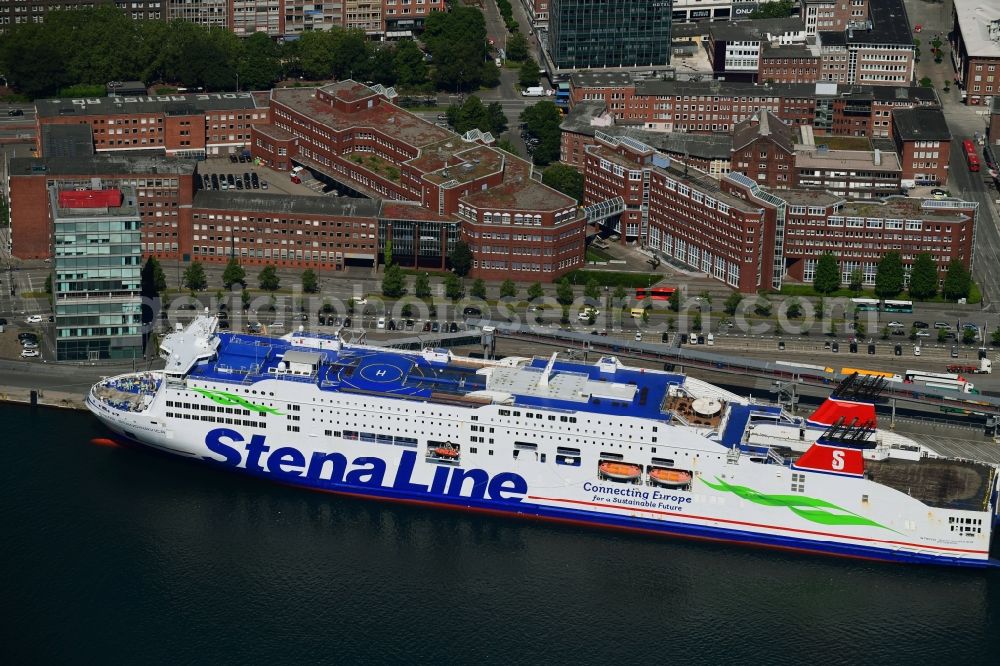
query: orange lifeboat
598 461 642 481
435 446 460 459
649 468 692 488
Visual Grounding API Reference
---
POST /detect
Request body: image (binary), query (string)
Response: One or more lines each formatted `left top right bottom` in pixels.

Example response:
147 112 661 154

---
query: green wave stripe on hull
700 476 898 533
193 388 284 415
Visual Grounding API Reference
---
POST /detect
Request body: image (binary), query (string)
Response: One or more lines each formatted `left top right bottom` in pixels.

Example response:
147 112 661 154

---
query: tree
394 38 429 89
506 32 530 61
723 292 743 316
542 164 584 203
613 285 628 304
383 235 393 267
849 269 863 294
184 261 207 291
519 57 540 89
908 253 938 300
668 288 680 313
754 297 773 317
238 31 282 90
962 328 977 345
382 263 405 298
813 252 841 294
222 257 246 289
485 102 508 135
414 273 432 299
555 278 574 306
141 257 167 296
449 241 473 277
874 251 904 298
423 7 488 91
258 265 280 292
444 273 464 300
520 101 563 166
301 269 319 294
991 328 1000 347
749 0 794 18
881 326 890 340
471 278 487 300
495 139 520 156
499 279 517 299
241 287 252 311
942 259 972 301
527 282 545 301
785 299 802 319
938 328 950 343
584 277 601 302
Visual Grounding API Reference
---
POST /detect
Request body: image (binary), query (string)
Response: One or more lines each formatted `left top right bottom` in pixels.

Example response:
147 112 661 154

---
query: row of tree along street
0 4 497 99
810 250 973 301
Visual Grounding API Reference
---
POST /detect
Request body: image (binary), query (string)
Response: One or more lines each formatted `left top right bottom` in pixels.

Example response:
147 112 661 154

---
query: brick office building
567 76 939 139
952 0 1000 106
759 44 822 85
253 81 586 281
581 134 976 292
891 106 952 186
7 155 196 262
34 92 271 158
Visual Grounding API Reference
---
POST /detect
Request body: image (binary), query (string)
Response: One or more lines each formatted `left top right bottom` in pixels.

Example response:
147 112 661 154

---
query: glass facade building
51 187 144 361
548 0 672 70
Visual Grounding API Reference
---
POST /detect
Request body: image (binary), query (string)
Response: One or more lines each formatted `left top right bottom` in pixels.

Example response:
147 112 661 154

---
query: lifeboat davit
599 461 642 481
649 468 692 488
435 446 460 459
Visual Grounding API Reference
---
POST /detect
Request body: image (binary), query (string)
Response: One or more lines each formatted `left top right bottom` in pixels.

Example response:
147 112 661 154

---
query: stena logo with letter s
831 450 845 470
203 428 528 503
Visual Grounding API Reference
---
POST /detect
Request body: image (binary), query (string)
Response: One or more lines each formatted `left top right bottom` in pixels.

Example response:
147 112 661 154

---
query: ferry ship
87 316 1000 567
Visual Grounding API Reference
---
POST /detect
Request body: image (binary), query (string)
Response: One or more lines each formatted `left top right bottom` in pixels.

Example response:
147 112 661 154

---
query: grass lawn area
562 269 663 289
586 247 613 262
778 281 981 304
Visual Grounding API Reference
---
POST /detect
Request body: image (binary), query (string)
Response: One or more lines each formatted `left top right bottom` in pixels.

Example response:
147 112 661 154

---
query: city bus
882 299 913 313
963 139 980 172
635 287 676 301
851 297 880 311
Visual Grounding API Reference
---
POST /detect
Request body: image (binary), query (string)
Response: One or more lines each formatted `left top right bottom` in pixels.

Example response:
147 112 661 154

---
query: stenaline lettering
583 481 692 504
204 428 527 502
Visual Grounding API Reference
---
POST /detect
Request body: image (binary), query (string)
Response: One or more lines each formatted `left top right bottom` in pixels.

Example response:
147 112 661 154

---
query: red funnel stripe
806 397 876 428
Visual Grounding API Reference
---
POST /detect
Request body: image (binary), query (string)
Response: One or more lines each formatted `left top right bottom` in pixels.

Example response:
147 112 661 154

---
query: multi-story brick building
560 100 733 175
729 111 795 187
0 0 164 32
569 75 939 139
383 0 446 35
167 0 228 29
230 0 282 35
34 92 270 158
952 0 1000 106
581 134 974 292
517 0 549 28
759 44 822 84
729 111 904 197
802 0 869 36
8 155 196 263
891 106 952 186
708 17 806 82
989 97 1000 146
253 81 586 281
190 191 383 271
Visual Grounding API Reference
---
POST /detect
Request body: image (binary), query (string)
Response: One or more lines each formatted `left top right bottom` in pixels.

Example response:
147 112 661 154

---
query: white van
706 333 715 346
522 86 545 97
377 316 386 329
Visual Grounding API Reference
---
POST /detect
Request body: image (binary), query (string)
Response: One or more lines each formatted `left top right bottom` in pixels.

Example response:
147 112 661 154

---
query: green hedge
562 270 662 288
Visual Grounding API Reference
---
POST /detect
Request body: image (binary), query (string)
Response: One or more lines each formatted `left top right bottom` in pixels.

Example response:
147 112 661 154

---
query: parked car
260 180 268 190
7 108 24 116
17 332 38 343
377 317 386 329
933 321 951 329
25 314 44 324
20 348 39 358
431 322 440 333
21 340 39 349
463 306 482 317
887 321 904 328
449 322 459 333
913 321 929 329
916 330 930 337
423 321 431 332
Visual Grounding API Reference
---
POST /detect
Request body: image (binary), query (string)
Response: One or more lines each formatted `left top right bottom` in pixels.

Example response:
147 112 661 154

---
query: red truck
947 359 992 374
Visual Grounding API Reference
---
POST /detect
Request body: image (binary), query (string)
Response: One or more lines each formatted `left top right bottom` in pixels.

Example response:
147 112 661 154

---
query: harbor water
2 404 999 663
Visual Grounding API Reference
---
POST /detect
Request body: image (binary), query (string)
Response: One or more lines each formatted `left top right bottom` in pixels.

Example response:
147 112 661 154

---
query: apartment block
951 0 1000 106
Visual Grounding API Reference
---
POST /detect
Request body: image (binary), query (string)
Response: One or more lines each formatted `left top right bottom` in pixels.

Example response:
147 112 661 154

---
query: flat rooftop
9 154 197 177
794 148 902 172
461 157 577 212
840 196 976 222
847 0 914 46
892 107 951 141
953 0 1000 58
570 71 634 88
35 92 262 118
192 190 381 218
633 79 937 103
